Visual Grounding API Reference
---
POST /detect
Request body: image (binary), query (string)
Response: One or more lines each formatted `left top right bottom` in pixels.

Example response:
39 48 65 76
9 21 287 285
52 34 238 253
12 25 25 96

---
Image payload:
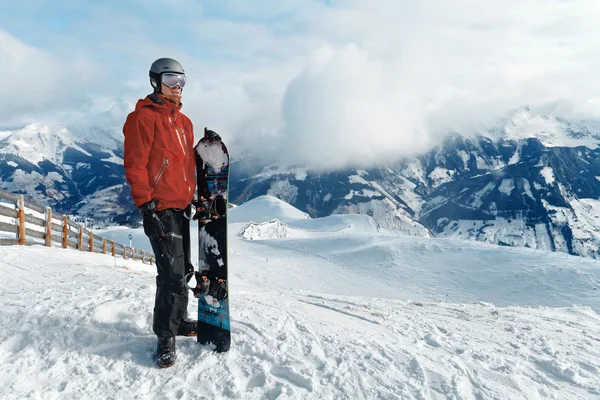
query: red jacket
123 93 196 211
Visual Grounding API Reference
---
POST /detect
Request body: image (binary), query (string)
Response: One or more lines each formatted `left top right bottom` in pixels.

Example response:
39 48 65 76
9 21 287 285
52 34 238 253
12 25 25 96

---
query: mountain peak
228 195 311 224
476 107 600 149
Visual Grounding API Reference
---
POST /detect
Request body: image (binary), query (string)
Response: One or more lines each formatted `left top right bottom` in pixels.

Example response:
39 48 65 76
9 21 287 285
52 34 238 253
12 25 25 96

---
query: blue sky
2 0 600 168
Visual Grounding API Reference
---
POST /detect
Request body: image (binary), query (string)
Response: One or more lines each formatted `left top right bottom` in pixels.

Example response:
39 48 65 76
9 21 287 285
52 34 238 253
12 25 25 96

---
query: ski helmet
149 58 185 92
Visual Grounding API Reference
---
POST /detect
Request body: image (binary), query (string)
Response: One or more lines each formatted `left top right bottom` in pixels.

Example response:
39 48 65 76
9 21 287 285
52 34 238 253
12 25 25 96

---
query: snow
0 129 13 142
457 150 470 169
0 124 96 165
6 161 17 167
195 141 228 173
332 196 431 236
4 170 52 205
497 178 515 196
266 180 299 205
499 107 600 149
343 189 379 200
239 213 378 241
47 172 64 183
348 174 369 185
226 195 310 224
76 185 132 220
540 166 555 185
101 151 124 165
475 155 489 170
504 109 567 145
470 182 496 208
240 219 333 240
523 178 535 200
294 169 308 181
401 159 427 186
428 167 455 188
0 203 17 239
251 165 309 181
508 143 521 165
1 196 600 399
383 168 424 216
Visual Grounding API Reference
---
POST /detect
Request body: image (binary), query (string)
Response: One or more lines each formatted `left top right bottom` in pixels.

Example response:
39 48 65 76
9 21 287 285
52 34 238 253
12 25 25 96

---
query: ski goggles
161 73 186 89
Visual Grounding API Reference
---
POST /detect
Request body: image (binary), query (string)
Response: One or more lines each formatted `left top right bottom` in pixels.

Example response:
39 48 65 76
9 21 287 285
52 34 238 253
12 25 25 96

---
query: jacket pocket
153 158 169 189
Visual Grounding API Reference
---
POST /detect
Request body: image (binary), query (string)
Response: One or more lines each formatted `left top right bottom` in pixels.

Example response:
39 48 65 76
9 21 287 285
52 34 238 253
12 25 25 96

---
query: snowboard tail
194 136 231 353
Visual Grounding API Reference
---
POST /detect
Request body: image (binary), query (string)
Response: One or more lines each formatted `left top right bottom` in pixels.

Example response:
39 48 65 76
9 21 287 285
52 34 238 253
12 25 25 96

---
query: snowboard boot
156 337 176 369
177 320 198 337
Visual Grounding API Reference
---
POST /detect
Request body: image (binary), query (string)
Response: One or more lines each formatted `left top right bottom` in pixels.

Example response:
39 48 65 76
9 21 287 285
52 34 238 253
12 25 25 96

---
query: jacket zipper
172 120 192 196
154 158 169 188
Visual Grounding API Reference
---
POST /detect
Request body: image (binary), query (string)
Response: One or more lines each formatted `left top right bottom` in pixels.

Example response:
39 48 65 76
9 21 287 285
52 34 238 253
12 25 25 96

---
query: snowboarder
122 57 218 368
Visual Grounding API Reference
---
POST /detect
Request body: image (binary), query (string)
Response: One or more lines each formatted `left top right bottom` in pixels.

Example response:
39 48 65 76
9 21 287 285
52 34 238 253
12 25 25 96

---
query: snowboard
192 132 230 353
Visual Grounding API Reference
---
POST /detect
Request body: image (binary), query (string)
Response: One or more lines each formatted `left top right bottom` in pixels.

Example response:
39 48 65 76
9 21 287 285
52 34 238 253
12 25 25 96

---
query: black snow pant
146 208 195 338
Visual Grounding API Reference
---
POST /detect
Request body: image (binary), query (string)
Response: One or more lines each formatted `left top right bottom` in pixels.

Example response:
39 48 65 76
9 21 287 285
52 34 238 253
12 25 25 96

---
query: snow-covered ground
1 195 600 399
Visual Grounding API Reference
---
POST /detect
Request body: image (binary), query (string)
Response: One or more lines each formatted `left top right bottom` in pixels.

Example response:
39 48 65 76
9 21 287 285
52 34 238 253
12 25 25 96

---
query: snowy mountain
2 196 599 399
231 109 600 258
228 165 434 237
0 123 137 224
5 108 600 256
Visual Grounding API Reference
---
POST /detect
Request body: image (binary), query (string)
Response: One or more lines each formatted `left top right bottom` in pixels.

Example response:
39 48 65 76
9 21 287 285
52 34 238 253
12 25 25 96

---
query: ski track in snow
1 197 600 399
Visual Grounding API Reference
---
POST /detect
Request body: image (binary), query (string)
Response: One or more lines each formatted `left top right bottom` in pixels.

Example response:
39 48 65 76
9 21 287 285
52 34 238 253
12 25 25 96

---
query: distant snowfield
227 195 310 224
2 195 600 399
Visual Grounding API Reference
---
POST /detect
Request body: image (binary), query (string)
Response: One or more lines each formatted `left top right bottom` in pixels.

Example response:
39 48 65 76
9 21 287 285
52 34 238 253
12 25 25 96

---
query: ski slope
1 195 600 399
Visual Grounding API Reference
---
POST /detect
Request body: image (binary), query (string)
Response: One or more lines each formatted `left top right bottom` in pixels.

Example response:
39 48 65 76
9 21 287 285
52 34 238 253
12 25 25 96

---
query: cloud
279 44 434 169
273 0 600 168
0 30 99 126
3 0 600 169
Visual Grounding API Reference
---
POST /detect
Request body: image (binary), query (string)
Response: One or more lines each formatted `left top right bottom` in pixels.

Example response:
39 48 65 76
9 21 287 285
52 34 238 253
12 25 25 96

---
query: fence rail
0 188 153 265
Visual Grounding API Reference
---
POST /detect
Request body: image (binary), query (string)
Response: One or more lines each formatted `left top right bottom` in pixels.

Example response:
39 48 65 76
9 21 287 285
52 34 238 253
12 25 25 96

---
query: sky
3 0 600 169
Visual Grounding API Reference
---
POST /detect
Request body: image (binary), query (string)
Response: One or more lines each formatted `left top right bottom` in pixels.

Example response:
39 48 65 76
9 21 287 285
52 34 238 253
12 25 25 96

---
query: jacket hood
135 92 182 115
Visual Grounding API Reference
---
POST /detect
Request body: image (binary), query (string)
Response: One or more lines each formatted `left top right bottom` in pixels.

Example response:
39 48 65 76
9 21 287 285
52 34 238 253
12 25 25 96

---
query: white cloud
272 0 600 168
279 44 434 169
0 30 93 124
3 0 600 169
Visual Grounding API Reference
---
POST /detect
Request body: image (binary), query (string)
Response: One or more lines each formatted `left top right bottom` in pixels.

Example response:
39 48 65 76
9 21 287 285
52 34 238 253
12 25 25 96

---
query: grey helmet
149 58 185 92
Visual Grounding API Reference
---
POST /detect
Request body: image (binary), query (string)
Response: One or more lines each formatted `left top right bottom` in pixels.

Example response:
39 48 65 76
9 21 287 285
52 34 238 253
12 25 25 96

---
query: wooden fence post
63 215 68 249
17 195 25 245
45 207 52 247
0 190 156 267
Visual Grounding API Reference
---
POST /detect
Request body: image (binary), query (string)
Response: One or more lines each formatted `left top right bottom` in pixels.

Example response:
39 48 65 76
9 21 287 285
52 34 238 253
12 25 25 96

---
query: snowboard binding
193 195 227 223
186 271 228 301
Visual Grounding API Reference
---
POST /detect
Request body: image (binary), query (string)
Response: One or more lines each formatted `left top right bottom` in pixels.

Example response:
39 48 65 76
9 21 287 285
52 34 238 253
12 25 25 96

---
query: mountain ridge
3 108 600 256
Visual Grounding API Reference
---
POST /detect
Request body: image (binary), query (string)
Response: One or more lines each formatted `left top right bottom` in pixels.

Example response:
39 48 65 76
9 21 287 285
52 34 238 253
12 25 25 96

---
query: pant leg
181 213 195 322
147 208 189 338
182 215 195 278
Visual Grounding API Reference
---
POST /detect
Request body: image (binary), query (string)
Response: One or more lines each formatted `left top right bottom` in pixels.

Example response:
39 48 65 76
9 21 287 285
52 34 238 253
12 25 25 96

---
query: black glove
204 127 221 141
139 199 167 241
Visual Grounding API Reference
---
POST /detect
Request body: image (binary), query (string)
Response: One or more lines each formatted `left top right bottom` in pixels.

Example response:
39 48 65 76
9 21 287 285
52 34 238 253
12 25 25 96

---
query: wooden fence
0 188 153 265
